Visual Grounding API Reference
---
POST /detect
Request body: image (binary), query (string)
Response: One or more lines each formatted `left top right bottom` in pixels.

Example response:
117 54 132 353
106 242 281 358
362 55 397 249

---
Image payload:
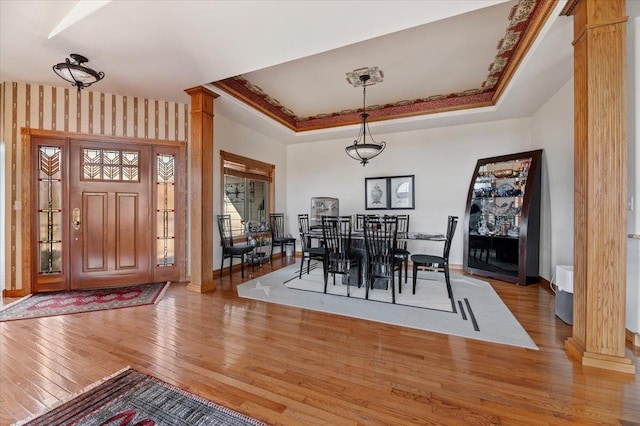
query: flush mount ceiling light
52 53 105 92
344 67 386 166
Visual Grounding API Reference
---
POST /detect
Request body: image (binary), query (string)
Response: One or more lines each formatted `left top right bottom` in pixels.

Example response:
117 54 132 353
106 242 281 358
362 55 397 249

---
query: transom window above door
82 148 140 181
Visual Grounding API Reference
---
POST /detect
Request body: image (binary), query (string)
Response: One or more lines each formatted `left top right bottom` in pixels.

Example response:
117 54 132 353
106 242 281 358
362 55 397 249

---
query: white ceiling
0 0 573 145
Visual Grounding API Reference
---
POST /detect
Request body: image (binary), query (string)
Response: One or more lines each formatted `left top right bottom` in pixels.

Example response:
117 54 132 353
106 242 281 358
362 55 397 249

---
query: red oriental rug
0 282 169 322
14 366 267 426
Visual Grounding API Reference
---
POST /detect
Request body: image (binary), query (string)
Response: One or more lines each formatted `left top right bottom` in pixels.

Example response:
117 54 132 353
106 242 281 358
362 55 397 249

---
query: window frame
220 150 275 238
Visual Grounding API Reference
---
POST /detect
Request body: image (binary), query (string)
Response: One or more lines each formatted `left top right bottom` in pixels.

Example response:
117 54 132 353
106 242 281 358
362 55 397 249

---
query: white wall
213 113 288 267
286 117 534 267
531 80 575 280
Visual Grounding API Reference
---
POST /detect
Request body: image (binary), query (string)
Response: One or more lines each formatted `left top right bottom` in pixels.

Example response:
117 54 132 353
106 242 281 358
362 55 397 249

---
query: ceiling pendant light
345 67 386 166
53 53 105 92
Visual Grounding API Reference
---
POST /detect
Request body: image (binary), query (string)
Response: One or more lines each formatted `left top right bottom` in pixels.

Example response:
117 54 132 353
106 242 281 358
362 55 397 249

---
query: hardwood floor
1 258 638 425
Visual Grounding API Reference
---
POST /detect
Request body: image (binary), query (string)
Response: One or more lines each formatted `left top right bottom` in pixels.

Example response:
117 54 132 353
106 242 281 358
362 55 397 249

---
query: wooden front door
68 140 151 289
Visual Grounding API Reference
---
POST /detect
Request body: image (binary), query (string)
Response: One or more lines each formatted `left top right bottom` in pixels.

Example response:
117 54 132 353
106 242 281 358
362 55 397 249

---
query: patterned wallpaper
0 81 190 292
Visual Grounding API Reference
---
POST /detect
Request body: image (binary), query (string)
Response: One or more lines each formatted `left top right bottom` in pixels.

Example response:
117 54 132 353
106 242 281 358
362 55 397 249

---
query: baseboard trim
626 328 640 348
566 337 636 374
538 276 554 294
2 289 25 298
215 252 295 277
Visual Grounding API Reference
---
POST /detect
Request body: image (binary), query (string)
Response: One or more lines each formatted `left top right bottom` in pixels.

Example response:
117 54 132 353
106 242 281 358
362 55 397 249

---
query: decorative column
563 0 634 374
185 86 218 293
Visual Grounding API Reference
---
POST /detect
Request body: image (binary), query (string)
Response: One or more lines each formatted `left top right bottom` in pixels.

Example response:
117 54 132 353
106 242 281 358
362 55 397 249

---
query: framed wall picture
365 177 389 210
389 175 415 209
310 197 339 227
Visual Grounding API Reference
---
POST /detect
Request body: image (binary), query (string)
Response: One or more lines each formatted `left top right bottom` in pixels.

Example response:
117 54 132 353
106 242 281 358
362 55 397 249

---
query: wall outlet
628 196 634 211
13 201 21 210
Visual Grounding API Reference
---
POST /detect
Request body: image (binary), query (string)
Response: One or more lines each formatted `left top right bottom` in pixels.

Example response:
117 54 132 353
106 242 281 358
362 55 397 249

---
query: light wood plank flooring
1 258 638 425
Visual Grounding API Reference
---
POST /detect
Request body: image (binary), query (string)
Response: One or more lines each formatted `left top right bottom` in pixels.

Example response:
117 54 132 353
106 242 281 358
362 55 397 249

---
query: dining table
304 229 446 288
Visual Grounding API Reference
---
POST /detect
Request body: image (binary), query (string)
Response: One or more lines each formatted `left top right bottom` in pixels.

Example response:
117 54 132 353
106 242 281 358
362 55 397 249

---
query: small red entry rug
14 366 267 426
0 282 169 322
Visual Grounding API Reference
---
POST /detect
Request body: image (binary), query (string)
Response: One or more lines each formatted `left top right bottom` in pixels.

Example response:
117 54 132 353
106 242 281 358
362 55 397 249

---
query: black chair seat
273 236 296 244
411 254 444 265
307 246 327 256
228 244 254 255
395 248 410 256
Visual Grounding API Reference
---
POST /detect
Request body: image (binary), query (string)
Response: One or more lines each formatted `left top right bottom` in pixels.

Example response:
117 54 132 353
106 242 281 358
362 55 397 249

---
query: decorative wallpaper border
213 0 551 132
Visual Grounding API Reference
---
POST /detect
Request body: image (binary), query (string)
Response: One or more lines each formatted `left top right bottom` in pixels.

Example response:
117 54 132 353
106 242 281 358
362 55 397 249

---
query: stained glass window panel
156 154 175 267
156 238 175 266
38 146 63 275
38 211 62 242
122 151 139 166
82 148 139 181
38 180 62 211
39 242 62 274
83 149 101 180
156 211 175 239
103 150 120 165
38 147 61 179
102 165 120 180
156 182 174 209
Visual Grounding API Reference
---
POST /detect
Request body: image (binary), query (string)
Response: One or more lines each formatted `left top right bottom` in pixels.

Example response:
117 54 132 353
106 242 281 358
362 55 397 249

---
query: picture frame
365 177 389 210
310 197 339 227
365 175 415 210
389 175 415 210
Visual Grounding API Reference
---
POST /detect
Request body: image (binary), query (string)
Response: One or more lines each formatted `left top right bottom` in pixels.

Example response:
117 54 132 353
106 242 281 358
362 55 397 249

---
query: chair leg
398 263 402 294
240 255 244 279
365 275 370 300
412 262 418 294
391 274 396 304
444 263 453 300
323 257 329 293
404 257 408 283
299 254 305 278
220 256 225 277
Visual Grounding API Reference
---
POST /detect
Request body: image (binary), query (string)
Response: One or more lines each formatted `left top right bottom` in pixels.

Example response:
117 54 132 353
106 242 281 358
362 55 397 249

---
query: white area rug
284 263 454 312
237 262 538 350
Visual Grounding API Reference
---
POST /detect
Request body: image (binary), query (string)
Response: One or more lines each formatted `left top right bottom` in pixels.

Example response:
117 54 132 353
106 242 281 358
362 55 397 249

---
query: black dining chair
363 215 401 303
390 214 410 290
322 215 361 295
217 214 255 278
410 216 458 299
269 213 296 262
355 213 379 231
297 214 327 279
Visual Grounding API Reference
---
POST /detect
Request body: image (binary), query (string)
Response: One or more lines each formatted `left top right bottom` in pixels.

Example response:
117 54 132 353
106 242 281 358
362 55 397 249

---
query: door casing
21 129 186 294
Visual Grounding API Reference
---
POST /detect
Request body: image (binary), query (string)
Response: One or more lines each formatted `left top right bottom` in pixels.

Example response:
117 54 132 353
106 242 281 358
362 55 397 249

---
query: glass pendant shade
345 113 386 166
345 143 385 161
53 54 104 91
